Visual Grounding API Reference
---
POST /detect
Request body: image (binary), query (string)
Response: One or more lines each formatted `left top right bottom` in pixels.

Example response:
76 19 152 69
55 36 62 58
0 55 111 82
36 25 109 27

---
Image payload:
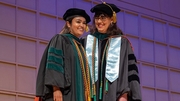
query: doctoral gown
81 32 141 101
35 33 88 101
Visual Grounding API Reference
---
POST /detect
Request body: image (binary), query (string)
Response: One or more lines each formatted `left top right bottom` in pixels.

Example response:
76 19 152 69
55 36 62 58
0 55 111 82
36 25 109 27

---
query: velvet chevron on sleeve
35 33 88 101
126 37 141 101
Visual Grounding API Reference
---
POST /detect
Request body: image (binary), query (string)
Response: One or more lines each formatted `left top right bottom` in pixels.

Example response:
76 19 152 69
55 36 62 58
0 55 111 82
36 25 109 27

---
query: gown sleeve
35 34 71 100
126 38 142 101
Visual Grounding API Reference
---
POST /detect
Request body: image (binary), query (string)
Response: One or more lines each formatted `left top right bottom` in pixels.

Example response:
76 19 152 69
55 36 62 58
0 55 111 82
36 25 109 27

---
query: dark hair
90 12 123 35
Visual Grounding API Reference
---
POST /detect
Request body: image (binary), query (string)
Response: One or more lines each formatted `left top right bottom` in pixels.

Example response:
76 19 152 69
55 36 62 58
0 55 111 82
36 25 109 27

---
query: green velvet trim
92 32 121 40
92 32 109 40
106 80 108 92
93 95 96 101
47 55 63 65
99 87 102 100
68 37 84 101
46 62 64 74
63 33 80 42
75 56 84 101
48 47 63 56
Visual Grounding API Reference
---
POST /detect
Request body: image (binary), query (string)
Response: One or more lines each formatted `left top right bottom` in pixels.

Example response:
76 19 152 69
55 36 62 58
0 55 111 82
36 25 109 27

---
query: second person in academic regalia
81 2 142 101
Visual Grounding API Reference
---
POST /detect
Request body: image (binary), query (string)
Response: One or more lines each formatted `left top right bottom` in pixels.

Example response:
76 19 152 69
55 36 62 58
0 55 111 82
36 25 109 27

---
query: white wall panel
38 42 48 69
17 0 36 10
0 34 16 62
154 21 167 43
76 1 92 18
57 19 65 34
168 46 180 68
141 64 155 87
140 17 154 39
155 43 167 65
127 36 139 59
155 67 168 90
160 0 180 21
137 63 141 77
117 11 124 32
118 0 180 24
0 0 180 101
168 25 180 46
156 90 169 101
39 0 56 15
140 39 154 62
125 12 138 36
170 70 180 92
141 88 155 101
57 0 74 17
0 4 15 32
17 38 36 66
0 0 15 4
0 63 16 91
0 94 15 101
120 0 160 12
17 96 34 101
17 8 36 37
17 65 36 94
39 14 56 40
171 93 180 101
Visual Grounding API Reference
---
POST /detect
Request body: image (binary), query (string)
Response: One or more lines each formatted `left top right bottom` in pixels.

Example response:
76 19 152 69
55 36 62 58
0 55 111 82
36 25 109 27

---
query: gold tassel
113 11 117 23
102 1 117 23
86 25 89 32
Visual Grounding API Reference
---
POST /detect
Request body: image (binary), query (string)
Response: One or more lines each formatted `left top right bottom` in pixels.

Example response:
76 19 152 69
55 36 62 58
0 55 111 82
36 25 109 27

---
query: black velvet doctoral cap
90 3 120 16
63 8 91 23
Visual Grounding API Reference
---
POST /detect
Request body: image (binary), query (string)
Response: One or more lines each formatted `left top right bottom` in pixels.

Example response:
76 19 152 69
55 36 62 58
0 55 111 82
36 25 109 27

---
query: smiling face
94 13 112 33
67 16 87 38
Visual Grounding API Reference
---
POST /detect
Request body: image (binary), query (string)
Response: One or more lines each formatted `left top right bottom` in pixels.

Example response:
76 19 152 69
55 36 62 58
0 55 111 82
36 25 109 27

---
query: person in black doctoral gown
81 2 142 101
34 8 92 101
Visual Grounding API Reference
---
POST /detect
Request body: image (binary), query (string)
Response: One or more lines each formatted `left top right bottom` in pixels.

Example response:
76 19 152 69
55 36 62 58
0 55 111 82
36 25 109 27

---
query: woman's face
67 16 87 38
94 14 112 33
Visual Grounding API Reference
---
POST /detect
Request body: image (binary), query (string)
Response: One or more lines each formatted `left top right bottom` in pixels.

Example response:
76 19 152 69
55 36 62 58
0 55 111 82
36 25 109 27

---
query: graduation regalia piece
35 8 91 101
81 33 141 101
81 2 141 101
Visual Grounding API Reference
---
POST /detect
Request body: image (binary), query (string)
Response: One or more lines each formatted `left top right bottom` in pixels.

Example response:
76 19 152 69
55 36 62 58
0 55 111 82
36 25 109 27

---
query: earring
111 21 113 25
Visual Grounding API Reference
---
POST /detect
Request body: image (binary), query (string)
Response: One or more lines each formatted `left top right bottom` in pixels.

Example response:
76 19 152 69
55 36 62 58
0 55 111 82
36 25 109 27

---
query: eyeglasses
94 15 108 21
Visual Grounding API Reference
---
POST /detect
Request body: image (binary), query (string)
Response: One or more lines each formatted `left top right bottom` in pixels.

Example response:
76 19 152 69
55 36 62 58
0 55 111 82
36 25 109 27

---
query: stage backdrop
0 0 180 101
